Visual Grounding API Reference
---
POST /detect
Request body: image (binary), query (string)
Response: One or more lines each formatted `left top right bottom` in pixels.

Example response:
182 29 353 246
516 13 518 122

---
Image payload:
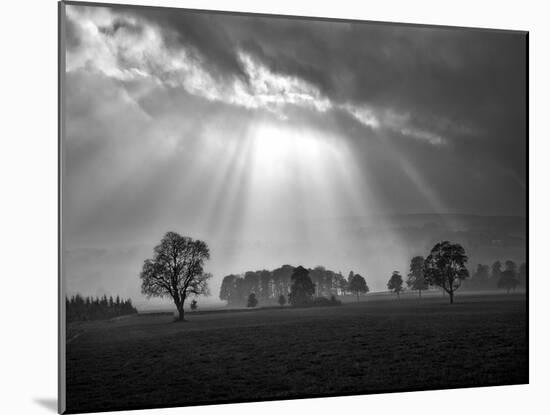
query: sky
62 4 526 308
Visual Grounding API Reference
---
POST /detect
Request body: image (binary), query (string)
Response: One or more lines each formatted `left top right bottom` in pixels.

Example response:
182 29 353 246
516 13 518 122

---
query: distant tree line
66 294 137 322
395 241 527 303
219 241 526 309
220 265 369 307
384 241 470 304
463 260 526 293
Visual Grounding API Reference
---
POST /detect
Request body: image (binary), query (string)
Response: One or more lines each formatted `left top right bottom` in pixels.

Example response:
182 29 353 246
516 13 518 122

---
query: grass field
65 293 527 413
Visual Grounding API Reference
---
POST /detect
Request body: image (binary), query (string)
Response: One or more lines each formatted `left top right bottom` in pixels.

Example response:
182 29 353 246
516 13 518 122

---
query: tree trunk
449 290 454 304
356 292 359 302
176 303 185 321
418 290 421 298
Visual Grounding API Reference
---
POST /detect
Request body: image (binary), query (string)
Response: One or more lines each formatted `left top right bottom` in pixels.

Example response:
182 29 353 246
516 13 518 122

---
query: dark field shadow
34 398 57 412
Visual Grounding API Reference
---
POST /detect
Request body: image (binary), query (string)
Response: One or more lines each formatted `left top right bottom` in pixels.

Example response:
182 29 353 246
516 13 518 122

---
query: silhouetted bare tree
140 232 211 321
424 241 469 304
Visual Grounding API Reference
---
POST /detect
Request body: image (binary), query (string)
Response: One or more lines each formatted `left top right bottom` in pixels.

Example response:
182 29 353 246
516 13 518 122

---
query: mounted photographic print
58 1 528 413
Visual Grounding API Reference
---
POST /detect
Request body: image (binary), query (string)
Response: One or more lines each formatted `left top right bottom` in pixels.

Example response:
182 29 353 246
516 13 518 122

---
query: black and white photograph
59 1 527 413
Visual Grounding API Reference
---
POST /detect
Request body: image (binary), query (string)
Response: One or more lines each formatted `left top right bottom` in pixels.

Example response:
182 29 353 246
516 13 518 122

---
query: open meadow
66 292 527 413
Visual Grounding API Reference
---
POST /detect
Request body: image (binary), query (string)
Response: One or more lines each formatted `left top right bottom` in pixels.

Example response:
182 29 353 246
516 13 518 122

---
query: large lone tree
424 241 469 304
140 232 212 321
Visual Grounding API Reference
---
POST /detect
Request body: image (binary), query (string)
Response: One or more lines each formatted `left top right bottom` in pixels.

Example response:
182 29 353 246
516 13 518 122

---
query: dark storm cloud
119 7 526 191
64 2 528 220
128 8 249 82
128 12 522 113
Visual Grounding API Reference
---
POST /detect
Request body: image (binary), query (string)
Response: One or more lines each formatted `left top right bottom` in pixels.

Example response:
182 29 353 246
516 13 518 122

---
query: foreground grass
66 293 527 413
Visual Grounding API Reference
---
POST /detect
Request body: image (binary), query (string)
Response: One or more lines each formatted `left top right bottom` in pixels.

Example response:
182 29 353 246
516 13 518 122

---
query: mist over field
65 213 525 310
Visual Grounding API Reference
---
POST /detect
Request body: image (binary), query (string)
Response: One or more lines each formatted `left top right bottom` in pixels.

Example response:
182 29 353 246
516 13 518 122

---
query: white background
0 0 546 414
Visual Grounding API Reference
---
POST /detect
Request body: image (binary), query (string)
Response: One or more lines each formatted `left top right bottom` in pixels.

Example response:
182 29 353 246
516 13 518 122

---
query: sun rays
157 112 418 284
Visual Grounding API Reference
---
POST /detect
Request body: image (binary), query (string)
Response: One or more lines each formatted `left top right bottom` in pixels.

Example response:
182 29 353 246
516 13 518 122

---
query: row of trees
66 294 137 322
137 232 528 320
465 260 526 292
220 266 370 306
381 242 469 303
272 265 347 307
386 242 527 303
